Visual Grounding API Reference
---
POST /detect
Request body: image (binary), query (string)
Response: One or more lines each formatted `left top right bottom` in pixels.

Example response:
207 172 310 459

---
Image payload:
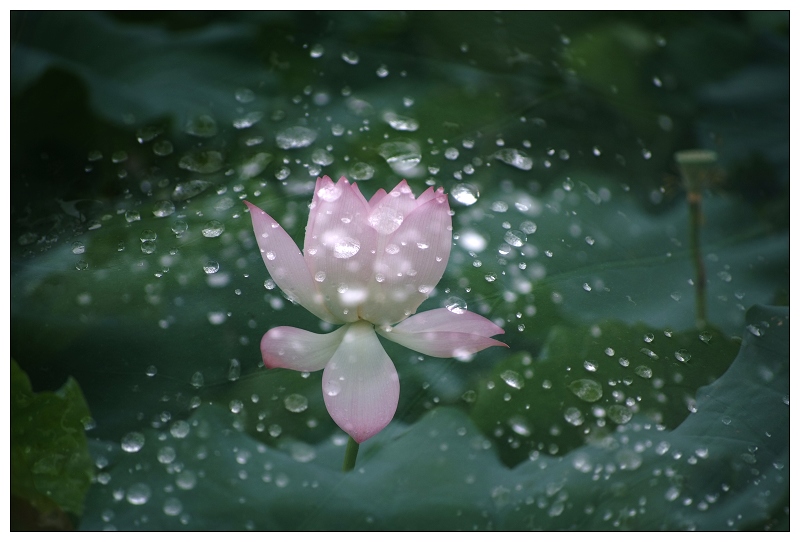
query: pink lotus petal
245 201 335 323
360 190 452 325
303 177 377 322
261 325 347 371
392 307 506 335
322 321 400 443
377 308 507 358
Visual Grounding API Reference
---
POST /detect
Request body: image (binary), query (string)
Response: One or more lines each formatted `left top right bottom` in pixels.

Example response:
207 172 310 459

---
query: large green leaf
79 305 787 530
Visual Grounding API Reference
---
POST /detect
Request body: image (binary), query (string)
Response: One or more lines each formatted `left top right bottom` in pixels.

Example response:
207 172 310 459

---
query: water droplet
202 220 225 238
121 432 145 453
290 442 317 463
141 240 157 254
152 200 175 218
71 241 85 254
276 126 317 149
152 140 174 156
284 393 308 413
309 43 325 58
376 65 389 78
190 371 204 389
368 207 404 235
238 152 272 178
185 114 218 137
670 291 682 301
640 348 659 360
235 87 255 103
228 359 241 381
125 210 141 223
721 415 732 425
607 405 633 424
341 51 360 65
717 270 732 282
349 162 375 180
583 360 598 372
170 420 190 439
746 324 764 337
140 229 157 242
699 331 712 344
163 497 183 516
451 183 479 205
179 150 224 174
634 365 653 379
333 237 361 259
172 179 212 201
494 148 533 170
176 470 197 490
564 407 584 426
500 370 524 389
126 483 152 505
378 140 421 172
569 379 603 402
504 230 526 247
643 333 654 343
203 260 220 274
674 349 691 362
314 271 326 282
444 296 467 314
383 112 419 132
484 273 497 283
311 148 334 166
508 415 531 436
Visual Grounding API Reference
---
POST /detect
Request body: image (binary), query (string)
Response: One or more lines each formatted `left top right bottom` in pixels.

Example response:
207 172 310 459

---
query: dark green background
10 11 789 530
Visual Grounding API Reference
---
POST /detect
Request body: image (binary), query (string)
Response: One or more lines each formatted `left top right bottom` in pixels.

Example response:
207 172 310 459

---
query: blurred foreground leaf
11 360 94 529
80 305 787 530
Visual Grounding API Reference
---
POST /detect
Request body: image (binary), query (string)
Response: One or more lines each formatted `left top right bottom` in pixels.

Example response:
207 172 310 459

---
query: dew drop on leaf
568 379 603 402
284 393 308 413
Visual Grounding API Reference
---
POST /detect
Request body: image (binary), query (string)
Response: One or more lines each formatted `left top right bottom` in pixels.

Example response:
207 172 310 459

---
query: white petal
261 325 347 371
377 308 507 358
322 321 399 443
303 177 377 322
245 201 336 323
360 190 452 325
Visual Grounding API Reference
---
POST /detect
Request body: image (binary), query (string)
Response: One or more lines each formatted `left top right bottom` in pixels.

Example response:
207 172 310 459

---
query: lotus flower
245 176 506 443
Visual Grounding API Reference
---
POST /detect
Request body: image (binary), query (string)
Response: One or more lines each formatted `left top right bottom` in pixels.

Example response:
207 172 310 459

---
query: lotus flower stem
342 436 360 472
675 150 718 329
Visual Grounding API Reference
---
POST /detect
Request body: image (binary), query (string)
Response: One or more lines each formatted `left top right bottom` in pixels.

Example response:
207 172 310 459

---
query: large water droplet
276 126 317 149
71 241 85 255
494 148 533 170
451 183 478 205
444 296 467 314
504 230 526 247
564 406 584 426
202 220 225 238
634 365 653 379
311 148 334 166
607 405 633 424
378 140 421 172
333 237 360 259
239 152 272 179
368 207 404 235
179 150 224 173
350 162 375 180
153 200 176 217
185 114 218 137
500 369 524 389
284 393 309 413
568 379 603 402
126 483 152 505
674 349 691 362
383 112 419 132
172 179 212 201
121 432 145 453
